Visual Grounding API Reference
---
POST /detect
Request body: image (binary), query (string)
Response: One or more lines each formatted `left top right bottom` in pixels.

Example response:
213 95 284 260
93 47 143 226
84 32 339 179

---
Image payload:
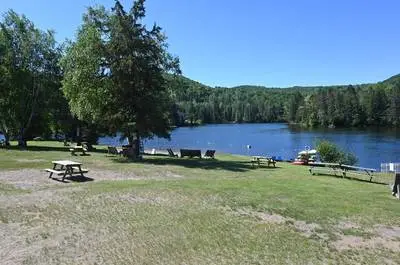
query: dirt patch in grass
232 208 400 252
332 221 400 252
332 234 400 251
0 220 99 265
94 192 167 205
0 169 61 190
231 208 328 240
336 220 361 230
16 159 47 163
73 168 183 181
332 223 400 252
374 225 400 240
0 169 184 191
0 188 79 209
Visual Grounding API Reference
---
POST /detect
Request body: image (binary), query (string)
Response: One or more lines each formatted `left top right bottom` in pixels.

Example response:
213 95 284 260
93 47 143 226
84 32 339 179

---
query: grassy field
0 141 399 264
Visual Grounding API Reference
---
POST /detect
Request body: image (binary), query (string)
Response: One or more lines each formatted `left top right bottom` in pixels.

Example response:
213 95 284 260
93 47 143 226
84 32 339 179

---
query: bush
316 140 358 165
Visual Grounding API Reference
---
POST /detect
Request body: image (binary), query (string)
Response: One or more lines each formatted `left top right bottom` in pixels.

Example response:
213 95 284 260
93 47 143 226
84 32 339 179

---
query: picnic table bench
251 156 276 167
309 162 376 181
45 160 89 181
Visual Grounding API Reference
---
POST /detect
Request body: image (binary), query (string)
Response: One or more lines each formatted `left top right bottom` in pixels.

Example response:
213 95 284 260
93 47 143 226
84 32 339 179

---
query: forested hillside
167 74 400 127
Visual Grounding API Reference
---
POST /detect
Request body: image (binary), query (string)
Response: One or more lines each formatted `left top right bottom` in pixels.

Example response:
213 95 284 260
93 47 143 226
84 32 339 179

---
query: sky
1 0 399 88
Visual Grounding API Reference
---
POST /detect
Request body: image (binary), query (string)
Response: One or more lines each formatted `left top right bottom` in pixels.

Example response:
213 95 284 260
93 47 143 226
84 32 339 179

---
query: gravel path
0 168 183 190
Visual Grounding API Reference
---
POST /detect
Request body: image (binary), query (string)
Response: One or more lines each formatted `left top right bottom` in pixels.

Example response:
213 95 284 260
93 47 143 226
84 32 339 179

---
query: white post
246 145 251 156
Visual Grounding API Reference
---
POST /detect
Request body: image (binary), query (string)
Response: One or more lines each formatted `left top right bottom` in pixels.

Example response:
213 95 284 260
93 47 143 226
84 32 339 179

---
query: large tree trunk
123 131 141 160
134 131 141 159
18 128 27 148
124 132 137 159
127 134 134 146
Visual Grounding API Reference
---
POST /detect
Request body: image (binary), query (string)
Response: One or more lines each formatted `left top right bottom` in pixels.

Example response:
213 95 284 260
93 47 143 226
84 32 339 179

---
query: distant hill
174 73 399 92
381 73 400 85
166 72 399 127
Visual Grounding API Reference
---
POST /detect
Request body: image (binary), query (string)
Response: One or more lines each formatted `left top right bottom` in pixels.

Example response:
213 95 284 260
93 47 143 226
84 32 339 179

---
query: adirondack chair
167 148 178 157
203 150 216 159
108 146 122 156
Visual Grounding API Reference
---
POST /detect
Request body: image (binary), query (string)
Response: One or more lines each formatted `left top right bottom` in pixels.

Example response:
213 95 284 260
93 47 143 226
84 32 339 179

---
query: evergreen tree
61 0 180 157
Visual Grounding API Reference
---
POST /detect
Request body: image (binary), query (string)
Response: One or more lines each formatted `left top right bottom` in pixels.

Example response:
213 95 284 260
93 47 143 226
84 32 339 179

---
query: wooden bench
45 168 65 175
341 165 376 182
180 149 202 158
251 156 276 167
45 167 89 175
309 163 376 181
309 162 342 176
72 166 89 174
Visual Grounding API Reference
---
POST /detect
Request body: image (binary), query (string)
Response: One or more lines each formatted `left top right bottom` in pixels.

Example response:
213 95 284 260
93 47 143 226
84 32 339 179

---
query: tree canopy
167 74 400 128
61 0 180 156
0 10 62 146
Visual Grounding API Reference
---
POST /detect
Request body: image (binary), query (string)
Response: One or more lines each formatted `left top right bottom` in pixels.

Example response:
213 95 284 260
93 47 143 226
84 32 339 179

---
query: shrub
316 140 358 165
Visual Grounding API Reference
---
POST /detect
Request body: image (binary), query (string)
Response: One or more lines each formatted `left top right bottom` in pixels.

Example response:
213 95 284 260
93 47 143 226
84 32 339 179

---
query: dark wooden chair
107 146 122 156
167 148 178 157
82 142 95 151
203 150 216 159
180 149 202 158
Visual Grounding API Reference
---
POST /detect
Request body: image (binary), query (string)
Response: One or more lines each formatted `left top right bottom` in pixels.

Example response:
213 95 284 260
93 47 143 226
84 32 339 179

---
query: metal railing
381 163 400 173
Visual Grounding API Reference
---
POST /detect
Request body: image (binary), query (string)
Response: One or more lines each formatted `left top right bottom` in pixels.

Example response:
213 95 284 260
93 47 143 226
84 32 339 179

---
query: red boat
292 149 318 165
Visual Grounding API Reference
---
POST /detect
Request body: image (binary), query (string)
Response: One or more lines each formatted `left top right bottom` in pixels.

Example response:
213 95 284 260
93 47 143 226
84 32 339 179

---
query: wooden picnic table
45 160 88 181
252 156 276 167
70 145 87 156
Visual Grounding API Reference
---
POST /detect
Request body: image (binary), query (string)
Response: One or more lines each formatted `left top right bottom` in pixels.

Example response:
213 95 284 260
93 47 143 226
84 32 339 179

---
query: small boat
292 148 318 165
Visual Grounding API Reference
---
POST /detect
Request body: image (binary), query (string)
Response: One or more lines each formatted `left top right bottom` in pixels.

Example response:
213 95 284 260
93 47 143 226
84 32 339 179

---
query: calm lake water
98 123 400 170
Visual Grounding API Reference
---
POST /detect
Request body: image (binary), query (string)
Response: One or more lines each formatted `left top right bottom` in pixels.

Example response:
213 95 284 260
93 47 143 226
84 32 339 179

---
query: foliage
61 0 180 156
166 74 400 128
316 140 358 165
0 10 63 146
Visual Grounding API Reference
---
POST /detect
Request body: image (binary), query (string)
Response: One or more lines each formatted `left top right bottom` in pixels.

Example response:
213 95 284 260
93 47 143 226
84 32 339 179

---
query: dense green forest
167 74 400 127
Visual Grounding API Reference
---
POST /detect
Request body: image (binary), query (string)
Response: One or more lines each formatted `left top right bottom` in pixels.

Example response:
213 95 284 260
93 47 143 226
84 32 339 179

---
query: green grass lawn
0 141 399 264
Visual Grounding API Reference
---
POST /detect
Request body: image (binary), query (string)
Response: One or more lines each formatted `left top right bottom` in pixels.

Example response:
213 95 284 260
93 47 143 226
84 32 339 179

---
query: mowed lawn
0 141 399 265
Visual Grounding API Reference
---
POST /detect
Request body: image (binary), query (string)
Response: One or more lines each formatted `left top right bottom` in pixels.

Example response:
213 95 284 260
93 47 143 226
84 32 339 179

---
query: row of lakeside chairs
167 148 215 159
106 146 215 159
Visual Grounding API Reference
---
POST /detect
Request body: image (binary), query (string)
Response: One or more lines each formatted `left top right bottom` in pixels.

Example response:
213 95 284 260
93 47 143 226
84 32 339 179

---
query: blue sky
1 0 399 87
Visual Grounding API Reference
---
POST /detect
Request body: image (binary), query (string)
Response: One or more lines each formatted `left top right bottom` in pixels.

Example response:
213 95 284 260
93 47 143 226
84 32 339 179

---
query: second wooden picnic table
251 156 276 167
70 145 87 156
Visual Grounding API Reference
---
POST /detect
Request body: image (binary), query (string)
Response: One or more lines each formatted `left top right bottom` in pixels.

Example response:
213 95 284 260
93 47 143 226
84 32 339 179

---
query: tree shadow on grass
3 145 108 154
51 175 94 183
111 156 281 173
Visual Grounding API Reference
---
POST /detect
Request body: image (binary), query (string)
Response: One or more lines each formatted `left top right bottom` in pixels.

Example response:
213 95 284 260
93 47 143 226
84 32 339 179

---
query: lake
1 123 398 169
98 123 400 170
